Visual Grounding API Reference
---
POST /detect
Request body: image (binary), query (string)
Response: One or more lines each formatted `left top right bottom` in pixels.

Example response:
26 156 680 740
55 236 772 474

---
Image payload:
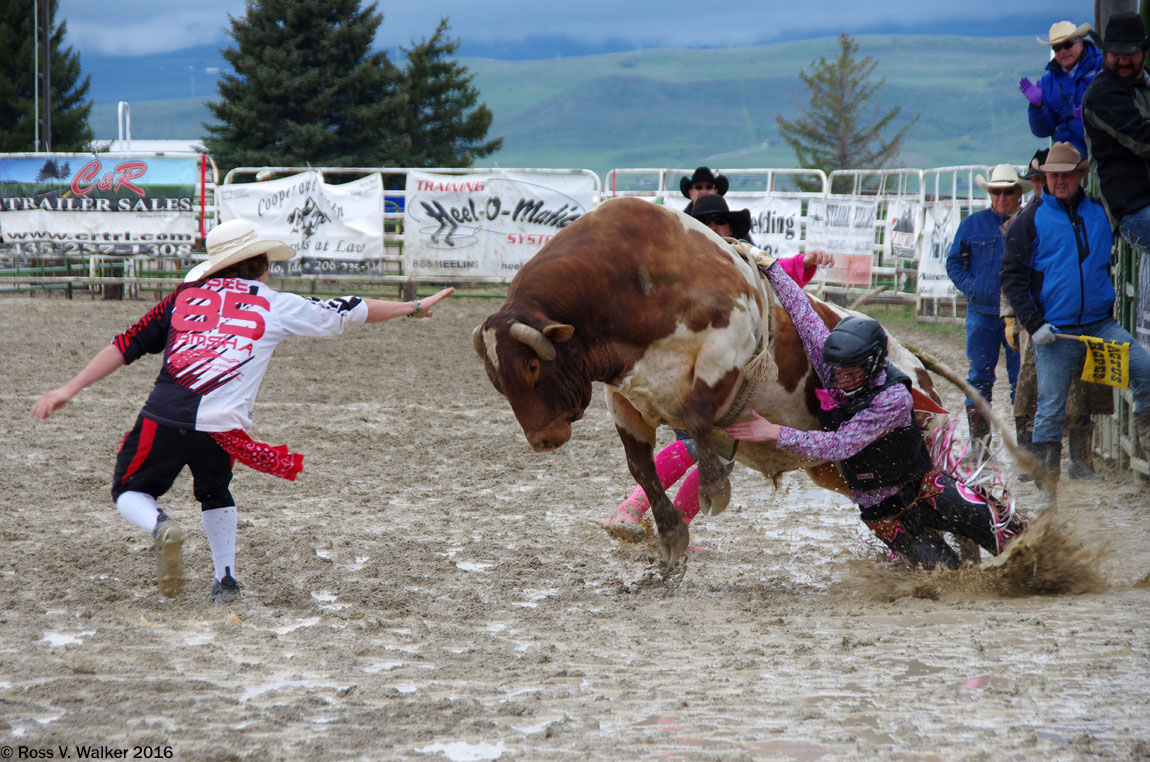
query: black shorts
112 415 235 509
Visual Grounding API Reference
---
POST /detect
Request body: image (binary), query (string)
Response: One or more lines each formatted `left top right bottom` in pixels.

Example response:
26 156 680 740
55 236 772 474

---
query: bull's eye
528 359 539 374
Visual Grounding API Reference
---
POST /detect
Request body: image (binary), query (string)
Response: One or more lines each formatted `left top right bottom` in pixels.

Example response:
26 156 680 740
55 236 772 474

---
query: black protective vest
815 363 933 492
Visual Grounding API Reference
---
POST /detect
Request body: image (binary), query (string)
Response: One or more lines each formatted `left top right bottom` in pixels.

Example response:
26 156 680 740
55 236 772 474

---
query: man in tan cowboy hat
678 166 728 214
1019 20 1102 157
945 163 1025 460
1002 143 1150 507
32 218 454 602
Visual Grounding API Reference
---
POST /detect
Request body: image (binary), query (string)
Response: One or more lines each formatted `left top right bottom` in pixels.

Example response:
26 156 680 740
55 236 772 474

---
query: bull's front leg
682 369 741 517
606 390 689 565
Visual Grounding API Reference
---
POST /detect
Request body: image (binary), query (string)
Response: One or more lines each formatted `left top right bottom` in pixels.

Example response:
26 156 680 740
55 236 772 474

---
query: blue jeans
964 311 1019 408
1119 205 1150 252
1032 317 1150 443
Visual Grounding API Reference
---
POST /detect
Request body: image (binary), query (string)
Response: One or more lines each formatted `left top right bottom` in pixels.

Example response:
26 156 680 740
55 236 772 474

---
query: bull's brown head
473 312 587 452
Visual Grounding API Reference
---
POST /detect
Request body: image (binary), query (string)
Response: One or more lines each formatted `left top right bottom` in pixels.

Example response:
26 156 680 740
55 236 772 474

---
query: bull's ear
543 323 575 343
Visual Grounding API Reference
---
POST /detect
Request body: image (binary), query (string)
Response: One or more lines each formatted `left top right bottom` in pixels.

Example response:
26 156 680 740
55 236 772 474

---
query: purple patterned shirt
765 263 915 507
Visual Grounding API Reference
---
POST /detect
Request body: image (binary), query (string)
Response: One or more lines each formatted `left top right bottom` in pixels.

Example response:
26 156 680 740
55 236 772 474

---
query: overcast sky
58 0 1089 57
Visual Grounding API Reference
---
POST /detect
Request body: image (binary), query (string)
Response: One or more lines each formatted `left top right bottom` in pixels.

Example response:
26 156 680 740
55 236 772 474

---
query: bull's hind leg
607 390 689 565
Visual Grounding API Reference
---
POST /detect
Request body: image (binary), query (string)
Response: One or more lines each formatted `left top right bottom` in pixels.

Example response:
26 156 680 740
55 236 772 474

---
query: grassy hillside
88 35 1048 176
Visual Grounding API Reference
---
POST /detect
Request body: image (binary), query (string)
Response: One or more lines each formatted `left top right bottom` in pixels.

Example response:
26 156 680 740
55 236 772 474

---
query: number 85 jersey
113 277 368 432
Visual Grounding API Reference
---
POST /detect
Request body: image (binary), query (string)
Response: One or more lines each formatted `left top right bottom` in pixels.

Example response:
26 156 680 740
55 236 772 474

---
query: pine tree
399 18 502 167
776 34 916 191
203 0 408 172
0 0 93 152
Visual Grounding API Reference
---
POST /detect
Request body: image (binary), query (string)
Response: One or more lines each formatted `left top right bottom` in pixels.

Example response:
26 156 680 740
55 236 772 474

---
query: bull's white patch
482 327 500 371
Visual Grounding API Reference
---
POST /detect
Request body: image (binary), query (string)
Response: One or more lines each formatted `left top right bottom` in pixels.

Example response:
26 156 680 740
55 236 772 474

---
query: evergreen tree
776 34 916 191
0 0 93 152
398 18 502 167
203 0 408 172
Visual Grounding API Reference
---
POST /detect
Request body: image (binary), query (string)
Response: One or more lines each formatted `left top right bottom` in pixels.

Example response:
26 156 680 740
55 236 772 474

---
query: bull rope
902 341 1049 494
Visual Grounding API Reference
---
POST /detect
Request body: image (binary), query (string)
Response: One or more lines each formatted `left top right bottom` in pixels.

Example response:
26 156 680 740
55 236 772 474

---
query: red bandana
210 430 304 481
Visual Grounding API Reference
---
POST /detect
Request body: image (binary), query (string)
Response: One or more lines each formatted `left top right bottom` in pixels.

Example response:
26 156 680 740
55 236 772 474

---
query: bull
473 197 942 565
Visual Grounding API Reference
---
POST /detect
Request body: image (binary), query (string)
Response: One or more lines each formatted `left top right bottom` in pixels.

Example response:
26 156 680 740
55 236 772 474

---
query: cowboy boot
1067 418 1103 481
965 407 992 464
1015 416 1034 482
1137 411 1150 459
1032 441 1061 513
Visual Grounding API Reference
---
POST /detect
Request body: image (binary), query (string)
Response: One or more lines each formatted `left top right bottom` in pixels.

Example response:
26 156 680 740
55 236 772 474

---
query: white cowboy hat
975 164 1027 192
185 219 295 282
1037 21 1092 47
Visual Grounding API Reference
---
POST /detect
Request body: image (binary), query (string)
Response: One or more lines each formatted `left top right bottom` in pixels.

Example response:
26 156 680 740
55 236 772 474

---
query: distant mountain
83 35 1051 177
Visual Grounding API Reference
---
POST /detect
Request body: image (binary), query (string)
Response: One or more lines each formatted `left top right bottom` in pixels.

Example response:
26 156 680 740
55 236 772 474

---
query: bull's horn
510 322 557 361
472 324 486 358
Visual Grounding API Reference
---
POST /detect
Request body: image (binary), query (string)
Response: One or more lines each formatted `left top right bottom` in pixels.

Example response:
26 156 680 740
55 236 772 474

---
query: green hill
89 34 1049 176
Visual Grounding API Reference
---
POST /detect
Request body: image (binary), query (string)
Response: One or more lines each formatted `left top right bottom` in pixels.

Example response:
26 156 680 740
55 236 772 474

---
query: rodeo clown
32 219 453 601
726 255 1029 569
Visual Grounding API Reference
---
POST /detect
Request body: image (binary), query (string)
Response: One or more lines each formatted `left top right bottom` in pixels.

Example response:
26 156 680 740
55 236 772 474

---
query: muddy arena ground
1 294 1148 761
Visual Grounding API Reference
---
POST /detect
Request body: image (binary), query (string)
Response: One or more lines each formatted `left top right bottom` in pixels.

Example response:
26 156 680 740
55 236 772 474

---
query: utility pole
36 0 52 152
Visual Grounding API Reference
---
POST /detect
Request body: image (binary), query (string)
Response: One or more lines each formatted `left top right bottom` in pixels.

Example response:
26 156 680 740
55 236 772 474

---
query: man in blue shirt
1001 143 1150 506
1020 20 1103 158
946 164 1024 459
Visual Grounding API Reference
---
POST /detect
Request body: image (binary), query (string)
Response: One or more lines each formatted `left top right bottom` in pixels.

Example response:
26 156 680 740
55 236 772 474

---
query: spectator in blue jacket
1001 143 1150 507
946 164 1024 456
1019 20 1103 158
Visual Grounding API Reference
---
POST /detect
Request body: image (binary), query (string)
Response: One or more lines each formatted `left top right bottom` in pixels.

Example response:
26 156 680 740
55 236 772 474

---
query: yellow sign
1078 335 1130 389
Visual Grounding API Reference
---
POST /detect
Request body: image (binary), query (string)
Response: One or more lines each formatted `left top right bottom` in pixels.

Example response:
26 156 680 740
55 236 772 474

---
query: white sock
201 506 237 581
116 491 162 533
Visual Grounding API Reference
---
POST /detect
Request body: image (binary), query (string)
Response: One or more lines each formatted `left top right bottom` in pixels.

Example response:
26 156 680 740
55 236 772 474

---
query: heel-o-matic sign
403 170 596 280
0 155 202 257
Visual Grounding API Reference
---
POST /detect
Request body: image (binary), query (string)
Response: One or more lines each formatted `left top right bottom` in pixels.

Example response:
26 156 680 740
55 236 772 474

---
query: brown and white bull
473 197 942 564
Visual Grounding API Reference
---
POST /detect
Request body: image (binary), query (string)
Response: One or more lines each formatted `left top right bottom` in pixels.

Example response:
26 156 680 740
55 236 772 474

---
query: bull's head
473 313 586 452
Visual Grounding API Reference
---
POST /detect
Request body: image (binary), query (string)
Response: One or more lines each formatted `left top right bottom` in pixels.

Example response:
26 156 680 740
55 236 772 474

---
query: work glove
1019 77 1043 107
1003 316 1019 352
1032 323 1058 345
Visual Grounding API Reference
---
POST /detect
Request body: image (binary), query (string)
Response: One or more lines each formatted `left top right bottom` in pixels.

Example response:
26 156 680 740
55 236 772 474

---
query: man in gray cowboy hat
679 166 728 214
945 163 1025 460
1001 143 1150 507
31 218 454 602
1020 20 1102 158
1082 12 1150 253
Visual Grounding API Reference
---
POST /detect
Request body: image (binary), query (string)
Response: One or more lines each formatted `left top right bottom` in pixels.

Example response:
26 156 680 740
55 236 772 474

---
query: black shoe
152 518 185 599
210 567 242 603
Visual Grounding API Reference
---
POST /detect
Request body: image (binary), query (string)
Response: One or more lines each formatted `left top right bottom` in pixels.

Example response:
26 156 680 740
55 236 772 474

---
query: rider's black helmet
821 317 888 396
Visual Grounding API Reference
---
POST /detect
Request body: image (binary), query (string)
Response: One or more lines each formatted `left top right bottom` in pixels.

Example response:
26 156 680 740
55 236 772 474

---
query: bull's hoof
699 478 732 516
658 523 690 565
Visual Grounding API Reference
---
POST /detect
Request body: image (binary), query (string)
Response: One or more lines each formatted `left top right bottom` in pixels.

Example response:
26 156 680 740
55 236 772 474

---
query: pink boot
672 468 701 524
603 439 695 541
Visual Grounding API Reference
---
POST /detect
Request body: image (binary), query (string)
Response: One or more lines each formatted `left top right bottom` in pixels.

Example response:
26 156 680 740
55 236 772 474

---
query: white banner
0 211 195 257
916 204 961 298
217 171 384 274
403 170 596 279
885 200 922 260
740 196 802 259
806 198 876 286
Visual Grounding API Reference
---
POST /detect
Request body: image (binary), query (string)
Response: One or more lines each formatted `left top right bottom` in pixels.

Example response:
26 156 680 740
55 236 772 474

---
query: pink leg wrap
672 467 701 523
606 439 696 524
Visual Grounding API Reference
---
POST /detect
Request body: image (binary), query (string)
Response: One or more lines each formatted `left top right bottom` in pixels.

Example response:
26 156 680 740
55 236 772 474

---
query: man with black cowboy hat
31 219 454 602
679 166 728 214
1020 20 1102 158
946 164 1025 461
1001 142 1150 507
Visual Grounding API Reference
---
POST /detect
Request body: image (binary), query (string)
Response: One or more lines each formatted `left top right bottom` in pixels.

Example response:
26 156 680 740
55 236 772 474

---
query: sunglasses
1052 40 1080 52
702 215 730 226
989 187 1021 196
692 182 715 191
